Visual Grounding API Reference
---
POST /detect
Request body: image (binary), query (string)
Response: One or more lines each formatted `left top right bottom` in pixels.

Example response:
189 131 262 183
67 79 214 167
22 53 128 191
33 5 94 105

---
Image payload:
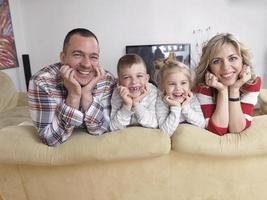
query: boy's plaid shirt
28 63 115 146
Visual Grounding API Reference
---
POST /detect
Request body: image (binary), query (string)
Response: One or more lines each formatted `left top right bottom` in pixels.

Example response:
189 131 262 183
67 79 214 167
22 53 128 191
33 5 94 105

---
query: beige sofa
1 70 267 200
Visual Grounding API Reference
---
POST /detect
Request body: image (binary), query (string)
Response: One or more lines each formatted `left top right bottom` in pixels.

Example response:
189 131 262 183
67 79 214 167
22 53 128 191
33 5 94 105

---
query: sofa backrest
0 71 18 112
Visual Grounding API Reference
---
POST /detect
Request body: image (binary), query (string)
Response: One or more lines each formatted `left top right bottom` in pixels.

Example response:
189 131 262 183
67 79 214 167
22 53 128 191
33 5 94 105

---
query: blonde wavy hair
195 33 257 88
155 52 195 91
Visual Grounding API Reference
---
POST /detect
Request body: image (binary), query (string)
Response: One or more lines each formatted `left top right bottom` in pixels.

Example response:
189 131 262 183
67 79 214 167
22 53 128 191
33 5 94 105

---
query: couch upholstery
259 88 267 114
1 70 267 200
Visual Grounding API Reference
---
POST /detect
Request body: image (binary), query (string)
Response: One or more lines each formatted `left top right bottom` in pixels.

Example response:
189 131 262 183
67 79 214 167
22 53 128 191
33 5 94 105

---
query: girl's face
162 69 191 102
118 63 149 98
209 43 243 86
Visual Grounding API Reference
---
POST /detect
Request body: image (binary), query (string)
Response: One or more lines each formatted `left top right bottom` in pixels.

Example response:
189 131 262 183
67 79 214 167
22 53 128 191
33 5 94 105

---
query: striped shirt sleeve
28 74 84 146
241 77 261 128
181 94 206 128
156 93 182 136
84 73 116 134
133 83 158 129
109 88 133 131
195 77 261 135
28 64 115 146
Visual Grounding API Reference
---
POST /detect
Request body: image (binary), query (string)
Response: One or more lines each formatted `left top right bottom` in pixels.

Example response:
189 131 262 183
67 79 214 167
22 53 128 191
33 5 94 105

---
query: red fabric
196 77 261 135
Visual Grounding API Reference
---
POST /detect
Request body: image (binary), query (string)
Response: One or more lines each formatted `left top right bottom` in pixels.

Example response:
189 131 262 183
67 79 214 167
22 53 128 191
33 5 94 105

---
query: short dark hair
117 53 146 75
63 28 98 52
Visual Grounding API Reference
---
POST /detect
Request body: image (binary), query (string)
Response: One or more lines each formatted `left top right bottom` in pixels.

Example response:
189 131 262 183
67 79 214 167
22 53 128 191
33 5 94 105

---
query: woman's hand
205 71 226 91
231 65 252 90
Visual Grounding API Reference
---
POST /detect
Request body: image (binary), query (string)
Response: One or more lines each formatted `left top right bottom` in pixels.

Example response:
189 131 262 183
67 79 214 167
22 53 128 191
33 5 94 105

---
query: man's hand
60 65 81 109
81 66 106 111
118 85 133 110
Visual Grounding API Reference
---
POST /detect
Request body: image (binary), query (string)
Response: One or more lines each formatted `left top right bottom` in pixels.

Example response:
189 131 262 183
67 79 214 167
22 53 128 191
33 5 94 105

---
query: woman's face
209 43 243 86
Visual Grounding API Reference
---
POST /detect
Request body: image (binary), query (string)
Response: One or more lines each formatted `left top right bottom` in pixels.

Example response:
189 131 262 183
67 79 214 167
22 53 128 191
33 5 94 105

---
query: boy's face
118 63 149 98
161 69 190 102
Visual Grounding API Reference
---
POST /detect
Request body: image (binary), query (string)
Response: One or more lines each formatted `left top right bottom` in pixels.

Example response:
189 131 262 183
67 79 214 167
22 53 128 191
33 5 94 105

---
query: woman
195 33 261 135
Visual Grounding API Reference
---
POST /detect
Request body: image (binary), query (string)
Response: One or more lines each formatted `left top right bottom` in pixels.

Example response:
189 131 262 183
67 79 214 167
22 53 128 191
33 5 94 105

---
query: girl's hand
163 95 181 107
181 91 193 108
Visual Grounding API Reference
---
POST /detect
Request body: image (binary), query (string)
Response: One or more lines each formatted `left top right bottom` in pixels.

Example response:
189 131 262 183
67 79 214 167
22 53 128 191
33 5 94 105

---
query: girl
155 53 205 136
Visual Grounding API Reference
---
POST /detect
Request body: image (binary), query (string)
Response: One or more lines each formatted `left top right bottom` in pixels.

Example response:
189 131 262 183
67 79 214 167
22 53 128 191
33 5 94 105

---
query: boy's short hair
117 54 146 75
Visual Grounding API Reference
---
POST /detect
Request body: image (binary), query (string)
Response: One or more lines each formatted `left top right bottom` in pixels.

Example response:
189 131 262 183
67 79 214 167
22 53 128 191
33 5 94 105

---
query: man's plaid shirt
28 63 115 146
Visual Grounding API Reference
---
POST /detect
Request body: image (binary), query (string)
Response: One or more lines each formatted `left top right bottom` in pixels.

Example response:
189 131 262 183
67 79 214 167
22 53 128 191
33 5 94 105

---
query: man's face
60 34 100 86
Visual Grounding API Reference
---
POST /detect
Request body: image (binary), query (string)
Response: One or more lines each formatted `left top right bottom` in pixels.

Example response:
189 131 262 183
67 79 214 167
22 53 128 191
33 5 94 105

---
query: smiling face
209 43 243 86
60 34 100 86
118 63 149 98
161 69 191 102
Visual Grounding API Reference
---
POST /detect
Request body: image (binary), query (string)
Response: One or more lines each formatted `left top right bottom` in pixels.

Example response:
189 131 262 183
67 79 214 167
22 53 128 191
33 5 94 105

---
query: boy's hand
118 85 133 110
231 65 251 90
132 83 149 107
205 71 226 92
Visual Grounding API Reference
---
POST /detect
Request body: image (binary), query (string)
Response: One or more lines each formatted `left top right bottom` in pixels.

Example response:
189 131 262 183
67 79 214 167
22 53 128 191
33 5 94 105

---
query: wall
5 0 267 91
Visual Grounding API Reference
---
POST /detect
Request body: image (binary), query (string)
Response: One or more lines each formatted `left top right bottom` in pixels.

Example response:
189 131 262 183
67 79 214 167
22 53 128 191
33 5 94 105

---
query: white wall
6 0 267 91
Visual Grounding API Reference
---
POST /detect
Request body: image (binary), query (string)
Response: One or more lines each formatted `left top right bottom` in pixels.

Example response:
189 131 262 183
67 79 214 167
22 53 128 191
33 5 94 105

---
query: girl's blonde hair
195 33 257 88
155 52 195 90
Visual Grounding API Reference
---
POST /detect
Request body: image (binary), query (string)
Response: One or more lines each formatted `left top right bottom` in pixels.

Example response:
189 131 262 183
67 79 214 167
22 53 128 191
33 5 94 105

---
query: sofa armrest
258 89 267 114
17 92 28 107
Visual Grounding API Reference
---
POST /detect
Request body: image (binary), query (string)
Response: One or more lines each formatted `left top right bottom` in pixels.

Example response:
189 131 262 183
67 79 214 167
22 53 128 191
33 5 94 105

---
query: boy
110 54 158 131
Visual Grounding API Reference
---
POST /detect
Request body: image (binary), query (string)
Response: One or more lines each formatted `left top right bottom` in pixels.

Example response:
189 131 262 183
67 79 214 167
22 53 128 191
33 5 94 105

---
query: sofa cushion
172 115 267 156
0 71 18 112
0 126 170 166
0 106 31 128
259 89 267 114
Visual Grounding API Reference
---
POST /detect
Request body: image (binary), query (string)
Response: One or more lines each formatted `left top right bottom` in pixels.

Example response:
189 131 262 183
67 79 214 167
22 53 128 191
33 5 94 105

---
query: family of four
28 28 261 146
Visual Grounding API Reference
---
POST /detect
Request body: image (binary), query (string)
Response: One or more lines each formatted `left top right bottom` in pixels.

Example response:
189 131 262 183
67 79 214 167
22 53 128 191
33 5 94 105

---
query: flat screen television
126 43 190 86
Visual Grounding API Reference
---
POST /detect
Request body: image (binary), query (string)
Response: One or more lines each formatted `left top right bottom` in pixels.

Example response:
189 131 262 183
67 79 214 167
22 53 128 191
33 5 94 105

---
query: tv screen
126 43 190 86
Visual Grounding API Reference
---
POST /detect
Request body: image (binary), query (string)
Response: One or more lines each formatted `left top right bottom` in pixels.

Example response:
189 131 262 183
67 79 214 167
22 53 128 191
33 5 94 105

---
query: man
28 28 115 146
